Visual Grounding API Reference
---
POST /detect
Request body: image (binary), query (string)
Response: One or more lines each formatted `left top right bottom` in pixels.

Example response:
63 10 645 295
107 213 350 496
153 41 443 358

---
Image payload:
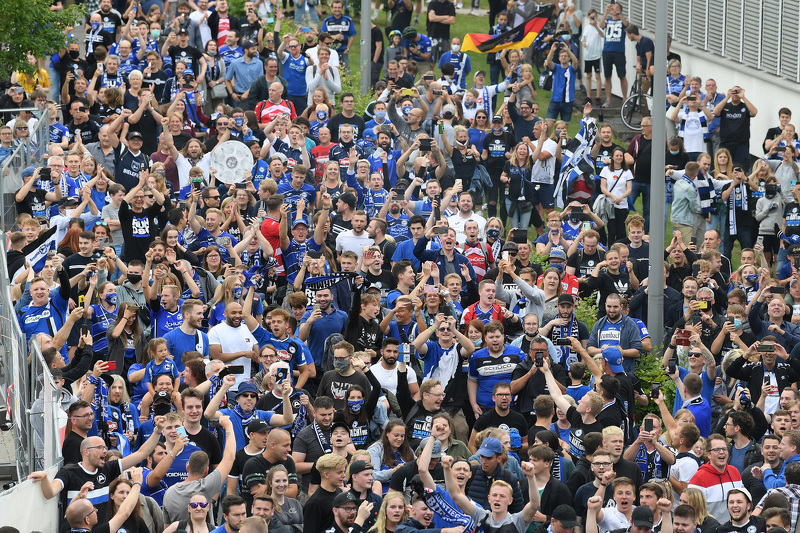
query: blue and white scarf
555 117 598 209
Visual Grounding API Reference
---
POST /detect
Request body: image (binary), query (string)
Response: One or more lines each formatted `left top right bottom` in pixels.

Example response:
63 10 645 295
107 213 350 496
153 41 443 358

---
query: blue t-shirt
603 18 627 52
551 63 576 104
145 358 179 385
566 384 592 403
320 15 356 52
299 308 348 366
729 441 751 474
218 407 275 449
164 328 210 373
392 238 441 270
672 366 715 415
252 326 314 372
281 53 308 96
128 363 148 407
18 291 69 362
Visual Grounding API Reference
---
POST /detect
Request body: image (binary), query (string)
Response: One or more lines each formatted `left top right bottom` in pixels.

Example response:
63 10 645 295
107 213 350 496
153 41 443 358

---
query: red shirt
260 216 285 276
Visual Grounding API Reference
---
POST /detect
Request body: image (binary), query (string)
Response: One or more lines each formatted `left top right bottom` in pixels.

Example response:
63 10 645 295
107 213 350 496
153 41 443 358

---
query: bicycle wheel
620 93 654 131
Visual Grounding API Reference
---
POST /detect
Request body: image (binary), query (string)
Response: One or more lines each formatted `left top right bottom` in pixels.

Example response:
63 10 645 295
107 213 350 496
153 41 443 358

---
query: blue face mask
105 293 118 305
561 35 571 41
401 106 412 115
551 263 565 273
375 111 386 121
670 149 680 155
316 111 327 121
91 22 101 31
472 339 483 347
348 399 364 413
745 274 759 283
733 318 742 329
233 287 243 299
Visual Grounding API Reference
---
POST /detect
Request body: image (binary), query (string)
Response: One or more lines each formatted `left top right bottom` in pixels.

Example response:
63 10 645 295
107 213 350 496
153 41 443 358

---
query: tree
0 0 83 79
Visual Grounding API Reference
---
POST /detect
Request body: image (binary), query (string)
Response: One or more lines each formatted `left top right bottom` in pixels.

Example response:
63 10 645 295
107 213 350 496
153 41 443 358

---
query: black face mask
69 50 80 60
127 273 142 284
765 184 779 197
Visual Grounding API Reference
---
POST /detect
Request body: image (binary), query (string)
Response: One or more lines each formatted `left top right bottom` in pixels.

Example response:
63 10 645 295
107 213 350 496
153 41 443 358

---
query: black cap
521 99 534 107
242 39 257 49
402 26 417 38
348 460 374 481
558 294 576 305
551 505 580 528
788 244 800 255
332 491 360 508
153 390 172 404
177 28 189 35
247 419 270 434
492 115 503 123
631 506 654 528
502 241 518 252
338 192 357 209
58 196 80 207
127 130 143 140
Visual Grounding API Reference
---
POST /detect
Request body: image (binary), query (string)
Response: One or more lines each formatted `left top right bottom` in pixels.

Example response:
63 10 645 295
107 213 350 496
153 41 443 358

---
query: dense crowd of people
3 0 800 533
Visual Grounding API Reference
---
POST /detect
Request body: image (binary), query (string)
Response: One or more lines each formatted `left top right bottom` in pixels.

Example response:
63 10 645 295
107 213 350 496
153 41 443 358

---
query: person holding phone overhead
623 414 676 481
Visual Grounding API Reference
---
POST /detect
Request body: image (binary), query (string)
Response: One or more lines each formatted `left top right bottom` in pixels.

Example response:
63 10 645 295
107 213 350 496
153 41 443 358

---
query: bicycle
620 73 654 131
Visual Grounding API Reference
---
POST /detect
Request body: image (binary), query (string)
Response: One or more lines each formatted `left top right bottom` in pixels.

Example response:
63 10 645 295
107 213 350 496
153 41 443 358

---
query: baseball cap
177 28 189 35
333 491 361 508
235 382 258 398
269 153 288 165
602 346 624 373
521 99 535 107
557 294 575 305
443 104 457 117
728 487 753 503
292 216 309 228
492 115 503 123
127 130 143 140
339 192 357 209
476 437 503 457
349 460 374 479
788 244 800 255
22 166 35 178
58 196 80 207
502 241 518 252
549 248 567 261
247 419 270 435
631 506 654 528
420 437 443 458
242 39 257 49
153 390 172 416
551 505 580 528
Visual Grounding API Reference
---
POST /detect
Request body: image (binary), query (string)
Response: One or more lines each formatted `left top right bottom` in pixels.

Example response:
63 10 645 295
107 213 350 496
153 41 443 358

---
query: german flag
462 6 553 54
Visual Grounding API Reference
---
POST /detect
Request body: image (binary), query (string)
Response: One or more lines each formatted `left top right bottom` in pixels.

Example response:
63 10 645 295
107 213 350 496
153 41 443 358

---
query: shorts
546 99 574 122
585 59 601 73
603 51 626 79
531 183 555 209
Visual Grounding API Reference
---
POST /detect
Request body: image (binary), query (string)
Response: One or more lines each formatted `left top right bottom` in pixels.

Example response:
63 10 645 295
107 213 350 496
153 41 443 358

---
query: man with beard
366 220 396 271
688 434 744 522
336 210 374 258
299 288 348 367
460 220 495 282
467 321 525 415
541 294 591 369
717 488 766 533
318 340 372 411
164 300 210 373
326 493 374 533
587 294 643 373
510 334 569 417
378 190 413 245
416 224 478 298
328 94 366 143
745 434 783 504
448 192 487 245
372 337 420 400
207 302 257 389
470 382 529 454
241 428 299 508
226 40 263 111
205 373 293 449
292 396 338 493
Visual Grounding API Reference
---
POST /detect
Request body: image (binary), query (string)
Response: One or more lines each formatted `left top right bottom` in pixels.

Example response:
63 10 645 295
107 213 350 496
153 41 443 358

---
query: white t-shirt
370 362 417 396
599 167 633 208
598 506 632 533
335 230 374 255
447 212 487 245
176 153 212 188
208 322 257 391
677 109 709 153
670 454 701 505
306 46 340 68
189 10 212 46
531 138 559 184
582 23 604 61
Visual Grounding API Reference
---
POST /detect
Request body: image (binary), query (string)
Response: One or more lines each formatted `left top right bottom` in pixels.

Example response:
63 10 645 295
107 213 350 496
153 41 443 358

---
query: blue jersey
90 304 117 354
145 358 179 385
150 298 184 339
276 180 316 216
50 123 69 145
194 228 238 262
163 443 201 488
468 346 525 408
252 326 313 372
218 407 275 449
220 45 244 69
404 34 432 62
281 53 308 96
438 52 472 90
392 238 440 270
18 291 69 361
164 328 210 373
386 212 411 243
603 18 627 52
281 238 322 285
321 15 356 53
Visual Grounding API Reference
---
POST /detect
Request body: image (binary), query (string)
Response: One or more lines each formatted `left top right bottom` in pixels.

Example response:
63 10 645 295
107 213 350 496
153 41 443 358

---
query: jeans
723 142 752 168
287 93 307 115
628 181 651 232
723 220 752 259
506 197 532 230
777 247 790 275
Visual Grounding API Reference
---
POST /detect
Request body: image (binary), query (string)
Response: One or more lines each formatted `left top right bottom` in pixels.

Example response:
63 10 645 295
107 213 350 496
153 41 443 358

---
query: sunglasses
189 501 209 509
239 393 258 399
16 126 28 131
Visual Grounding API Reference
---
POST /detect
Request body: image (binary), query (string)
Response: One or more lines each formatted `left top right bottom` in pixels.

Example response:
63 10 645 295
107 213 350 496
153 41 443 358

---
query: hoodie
687 462 743 523
763 453 800 489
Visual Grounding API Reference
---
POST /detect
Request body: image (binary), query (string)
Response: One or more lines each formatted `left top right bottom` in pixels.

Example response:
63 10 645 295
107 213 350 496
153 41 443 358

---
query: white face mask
451 44 461 53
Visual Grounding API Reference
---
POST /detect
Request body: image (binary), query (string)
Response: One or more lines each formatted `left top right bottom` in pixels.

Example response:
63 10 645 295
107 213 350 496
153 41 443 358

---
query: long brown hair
58 225 82 254
381 419 414 467
108 478 142 522
113 301 142 347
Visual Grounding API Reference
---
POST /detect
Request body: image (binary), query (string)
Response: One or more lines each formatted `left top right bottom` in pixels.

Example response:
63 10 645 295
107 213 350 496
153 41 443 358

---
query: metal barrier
0 106 59 482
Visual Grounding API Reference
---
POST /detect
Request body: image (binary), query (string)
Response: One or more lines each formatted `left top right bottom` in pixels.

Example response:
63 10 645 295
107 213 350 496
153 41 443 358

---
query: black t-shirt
56 459 123 523
719 101 753 145
127 110 160 155
229 446 264 498
371 26 385 64
16 188 49 218
427 0 456 39
187 426 222 466
62 431 84 465
483 131 516 173
632 137 652 182
405 403 442 450
67 118 102 145
365 269 395 304
587 270 635 314
241 454 298 509
593 143 623 175
168 45 203 74
256 387 308 416
502 161 534 199
566 405 603 459
716 515 767 533
389 460 445 494
84 31 115 64
303 486 341 533
118 200 167 262
567 247 606 278
472 409 529 446
327 113 367 143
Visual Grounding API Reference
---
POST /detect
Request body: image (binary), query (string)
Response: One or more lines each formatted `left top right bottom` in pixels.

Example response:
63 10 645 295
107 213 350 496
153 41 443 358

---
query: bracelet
132 482 142 487
429 325 436 333
668 344 676 350
169 451 176 458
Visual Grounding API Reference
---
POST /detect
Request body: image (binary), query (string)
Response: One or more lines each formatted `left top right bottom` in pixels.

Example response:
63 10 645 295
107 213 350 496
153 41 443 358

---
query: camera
183 74 195 84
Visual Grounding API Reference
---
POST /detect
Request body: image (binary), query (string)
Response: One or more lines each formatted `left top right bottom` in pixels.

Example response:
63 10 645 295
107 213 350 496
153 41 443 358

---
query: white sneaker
457 1 463 7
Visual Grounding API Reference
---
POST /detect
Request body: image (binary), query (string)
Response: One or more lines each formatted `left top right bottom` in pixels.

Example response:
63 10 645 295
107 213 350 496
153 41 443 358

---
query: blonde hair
370 492 408 533
683 487 713 523
316 453 348 474
603 426 624 439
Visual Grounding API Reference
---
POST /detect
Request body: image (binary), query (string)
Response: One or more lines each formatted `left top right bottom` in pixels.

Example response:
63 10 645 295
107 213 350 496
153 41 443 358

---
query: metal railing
0 107 60 481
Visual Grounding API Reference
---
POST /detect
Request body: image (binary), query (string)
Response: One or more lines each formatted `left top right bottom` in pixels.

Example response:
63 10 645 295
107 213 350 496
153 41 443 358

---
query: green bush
575 291 599 332
634 346 676 424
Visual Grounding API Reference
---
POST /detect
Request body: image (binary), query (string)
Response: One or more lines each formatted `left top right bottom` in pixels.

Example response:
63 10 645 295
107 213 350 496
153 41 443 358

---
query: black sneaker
594 97 602 106
584 98 592 106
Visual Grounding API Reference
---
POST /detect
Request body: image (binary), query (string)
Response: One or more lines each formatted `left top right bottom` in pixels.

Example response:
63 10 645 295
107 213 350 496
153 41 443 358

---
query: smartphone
644 418 654 432
97 237 109 246
757 236 765 246
124 470 133 481
668 358 677 374
419 138 432 151
511 229 527 243
275 367 288 383
216 236 230 246
80 324 90 337
105 360 117 370
758 344 776 352
571 206 582 215
423 284 438 293
764 375 771 385
307 250 322 259
770 286 786 294
777 146 787 153
226 257 236 267
47 250 56 258
534 351 544 367
582 222 592 231
78 294 85 306
391 188 406 197
555 338 571 346
227 365 245 374
313 303 320 312
235 182 247 190
192 179 202 191
675 329 691 346
697 300 709 310
502 251 510 262
434 226 448 235
401 88 414 96
266 17 274 23
650 382 660 399
176 426 188 440
690 237 698 247
300 27 312 32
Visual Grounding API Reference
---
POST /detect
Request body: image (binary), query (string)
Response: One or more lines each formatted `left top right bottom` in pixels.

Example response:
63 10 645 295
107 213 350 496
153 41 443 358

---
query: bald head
269 82 284 103
65 498 95 528
225 302 244 327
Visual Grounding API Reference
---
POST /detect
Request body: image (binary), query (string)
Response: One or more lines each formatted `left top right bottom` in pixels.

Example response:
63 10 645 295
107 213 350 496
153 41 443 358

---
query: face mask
561 35 571 41
316 111 327 121
551 263 565 273
232 287 243 299
69 50 80 59
492 126 503 133
455 139 466 147
465 100 476 108
375 111 386 121
451 44 461 53
569 216 580 224
487 228 500 240
669 149 680 155
745 274 759 283
333 358 350 372
151 29 161 39
766 184 779 197
401 106 412 115
733 318 742 329
105 293 118 305
348 399 364 413
127 273 142 284
91 22 101 31
472 339 483 347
